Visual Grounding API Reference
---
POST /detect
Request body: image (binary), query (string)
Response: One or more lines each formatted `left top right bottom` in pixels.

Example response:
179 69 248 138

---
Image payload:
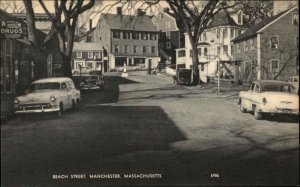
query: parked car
238 80 299 120
72 67 91 75
115 65 142 72
173 68 192 85
14 77 81 117
288 75 299 94
80 75 105 93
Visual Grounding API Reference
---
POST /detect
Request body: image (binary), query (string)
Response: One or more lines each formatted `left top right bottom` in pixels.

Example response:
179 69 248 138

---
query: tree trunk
61 54 72 78
191 47 200 85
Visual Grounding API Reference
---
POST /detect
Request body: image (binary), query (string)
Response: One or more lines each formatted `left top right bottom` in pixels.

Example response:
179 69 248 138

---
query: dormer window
292 13 299 25
160 13 163 19
238 14 243 24
270 36 279 49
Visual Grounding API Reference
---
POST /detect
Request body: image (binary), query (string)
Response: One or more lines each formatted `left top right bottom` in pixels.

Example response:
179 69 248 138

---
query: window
204 48 208 56
198 48 202 56
124 45 129 53
216 29 220 38
251 60 257 73
292 13 299 25
244 41 248 52
201 64 204 71
271 59 279 73
114 45 119 53
230 45 234 55
203 32 207 41
88 51 93 58
142 32 148 40
223 45 228 54
112 30 120 38
250 38 255 50
151 46 155 53
95 52 101 59
217 46 221 55
123 31 130 39
223 28 227 38
270 36 279 49
237 29 241 36
150 33 156 40
160 13 163 19
132 32 139 40
178 50 186 57
133 46 137 53
142 46 147 53
166 42 171 49
237 43 240 53
76 51 82 58
159 43 163 48
230 28 234 38
238 14 242 24
166 32 170 39
166 21 171 29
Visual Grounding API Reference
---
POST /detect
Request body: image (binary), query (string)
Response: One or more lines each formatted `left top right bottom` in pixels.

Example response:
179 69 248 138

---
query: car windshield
30 82 61 91
262 84 294 93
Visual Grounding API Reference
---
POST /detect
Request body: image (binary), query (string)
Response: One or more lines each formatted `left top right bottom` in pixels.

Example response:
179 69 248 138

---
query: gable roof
231 7 296 42
101 13 157 32
207 9 238 29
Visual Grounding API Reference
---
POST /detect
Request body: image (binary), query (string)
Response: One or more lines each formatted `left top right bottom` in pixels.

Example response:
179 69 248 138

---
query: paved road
1 71 299 186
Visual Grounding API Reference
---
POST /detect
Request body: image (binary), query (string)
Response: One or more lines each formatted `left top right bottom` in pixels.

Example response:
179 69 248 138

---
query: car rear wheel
254 106 263 120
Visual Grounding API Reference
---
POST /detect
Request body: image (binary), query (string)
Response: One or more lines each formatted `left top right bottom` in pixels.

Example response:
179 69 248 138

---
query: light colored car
72 67 91 75
288 75 299 94
115 65 142 72
238 80 299 120
14 77 81 116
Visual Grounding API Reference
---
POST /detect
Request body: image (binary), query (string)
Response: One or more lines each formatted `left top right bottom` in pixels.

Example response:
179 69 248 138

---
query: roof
32 77 73 84
231 8 293 42
207 9 238 29
101 13 157 32
73 42 103 51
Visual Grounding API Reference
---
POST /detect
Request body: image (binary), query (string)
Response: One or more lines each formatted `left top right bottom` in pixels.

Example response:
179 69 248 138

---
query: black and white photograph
1 0 299 186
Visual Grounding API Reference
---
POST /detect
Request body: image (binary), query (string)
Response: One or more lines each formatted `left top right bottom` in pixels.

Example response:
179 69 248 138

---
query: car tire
56 102 63 117
240 101 247 113
254 106 263 120
72 99 76 110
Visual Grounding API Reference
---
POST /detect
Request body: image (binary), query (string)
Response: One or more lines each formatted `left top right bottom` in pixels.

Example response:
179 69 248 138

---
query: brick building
92 8 160 71
151 8 185 65
232 7 299 83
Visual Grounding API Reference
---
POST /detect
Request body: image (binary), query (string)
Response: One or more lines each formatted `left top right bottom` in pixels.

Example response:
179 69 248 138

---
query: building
93 7 160 71
151 8 185 65
72 41 104 72
1 10 63 95
176 9 247 82
231 7 299 83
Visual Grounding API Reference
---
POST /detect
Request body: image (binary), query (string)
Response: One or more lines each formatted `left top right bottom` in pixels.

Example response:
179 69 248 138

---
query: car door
251 83 261 107
243 83 256 110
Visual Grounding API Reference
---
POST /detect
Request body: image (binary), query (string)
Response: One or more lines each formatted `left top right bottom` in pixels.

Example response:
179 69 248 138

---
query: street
1 71 299 186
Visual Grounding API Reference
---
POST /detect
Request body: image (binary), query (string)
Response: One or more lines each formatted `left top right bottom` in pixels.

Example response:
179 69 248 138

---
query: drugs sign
1 20 25 39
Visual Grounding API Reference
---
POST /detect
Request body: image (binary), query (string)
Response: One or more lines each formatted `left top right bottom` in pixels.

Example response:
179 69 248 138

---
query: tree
0 0 26 13
22 0 95 77
234 0 273 25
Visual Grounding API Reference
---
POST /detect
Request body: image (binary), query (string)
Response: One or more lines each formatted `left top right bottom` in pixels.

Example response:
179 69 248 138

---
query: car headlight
50 96 57 102
14 98 20 104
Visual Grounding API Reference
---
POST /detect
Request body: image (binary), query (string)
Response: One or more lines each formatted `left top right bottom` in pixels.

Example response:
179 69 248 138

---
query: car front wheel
240 100 247 113
254 106 263 120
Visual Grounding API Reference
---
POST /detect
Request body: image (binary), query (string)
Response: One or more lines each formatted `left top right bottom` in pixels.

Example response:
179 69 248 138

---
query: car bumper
15 107 60 114
259 108 299 115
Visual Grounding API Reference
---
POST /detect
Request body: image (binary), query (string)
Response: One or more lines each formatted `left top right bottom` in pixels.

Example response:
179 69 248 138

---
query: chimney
89 19 92 31
137 9 145 16
163 8 169 13
117 7 122 15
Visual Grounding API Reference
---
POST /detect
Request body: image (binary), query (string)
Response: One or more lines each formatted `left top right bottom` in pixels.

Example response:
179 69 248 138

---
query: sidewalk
1 94 15 124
